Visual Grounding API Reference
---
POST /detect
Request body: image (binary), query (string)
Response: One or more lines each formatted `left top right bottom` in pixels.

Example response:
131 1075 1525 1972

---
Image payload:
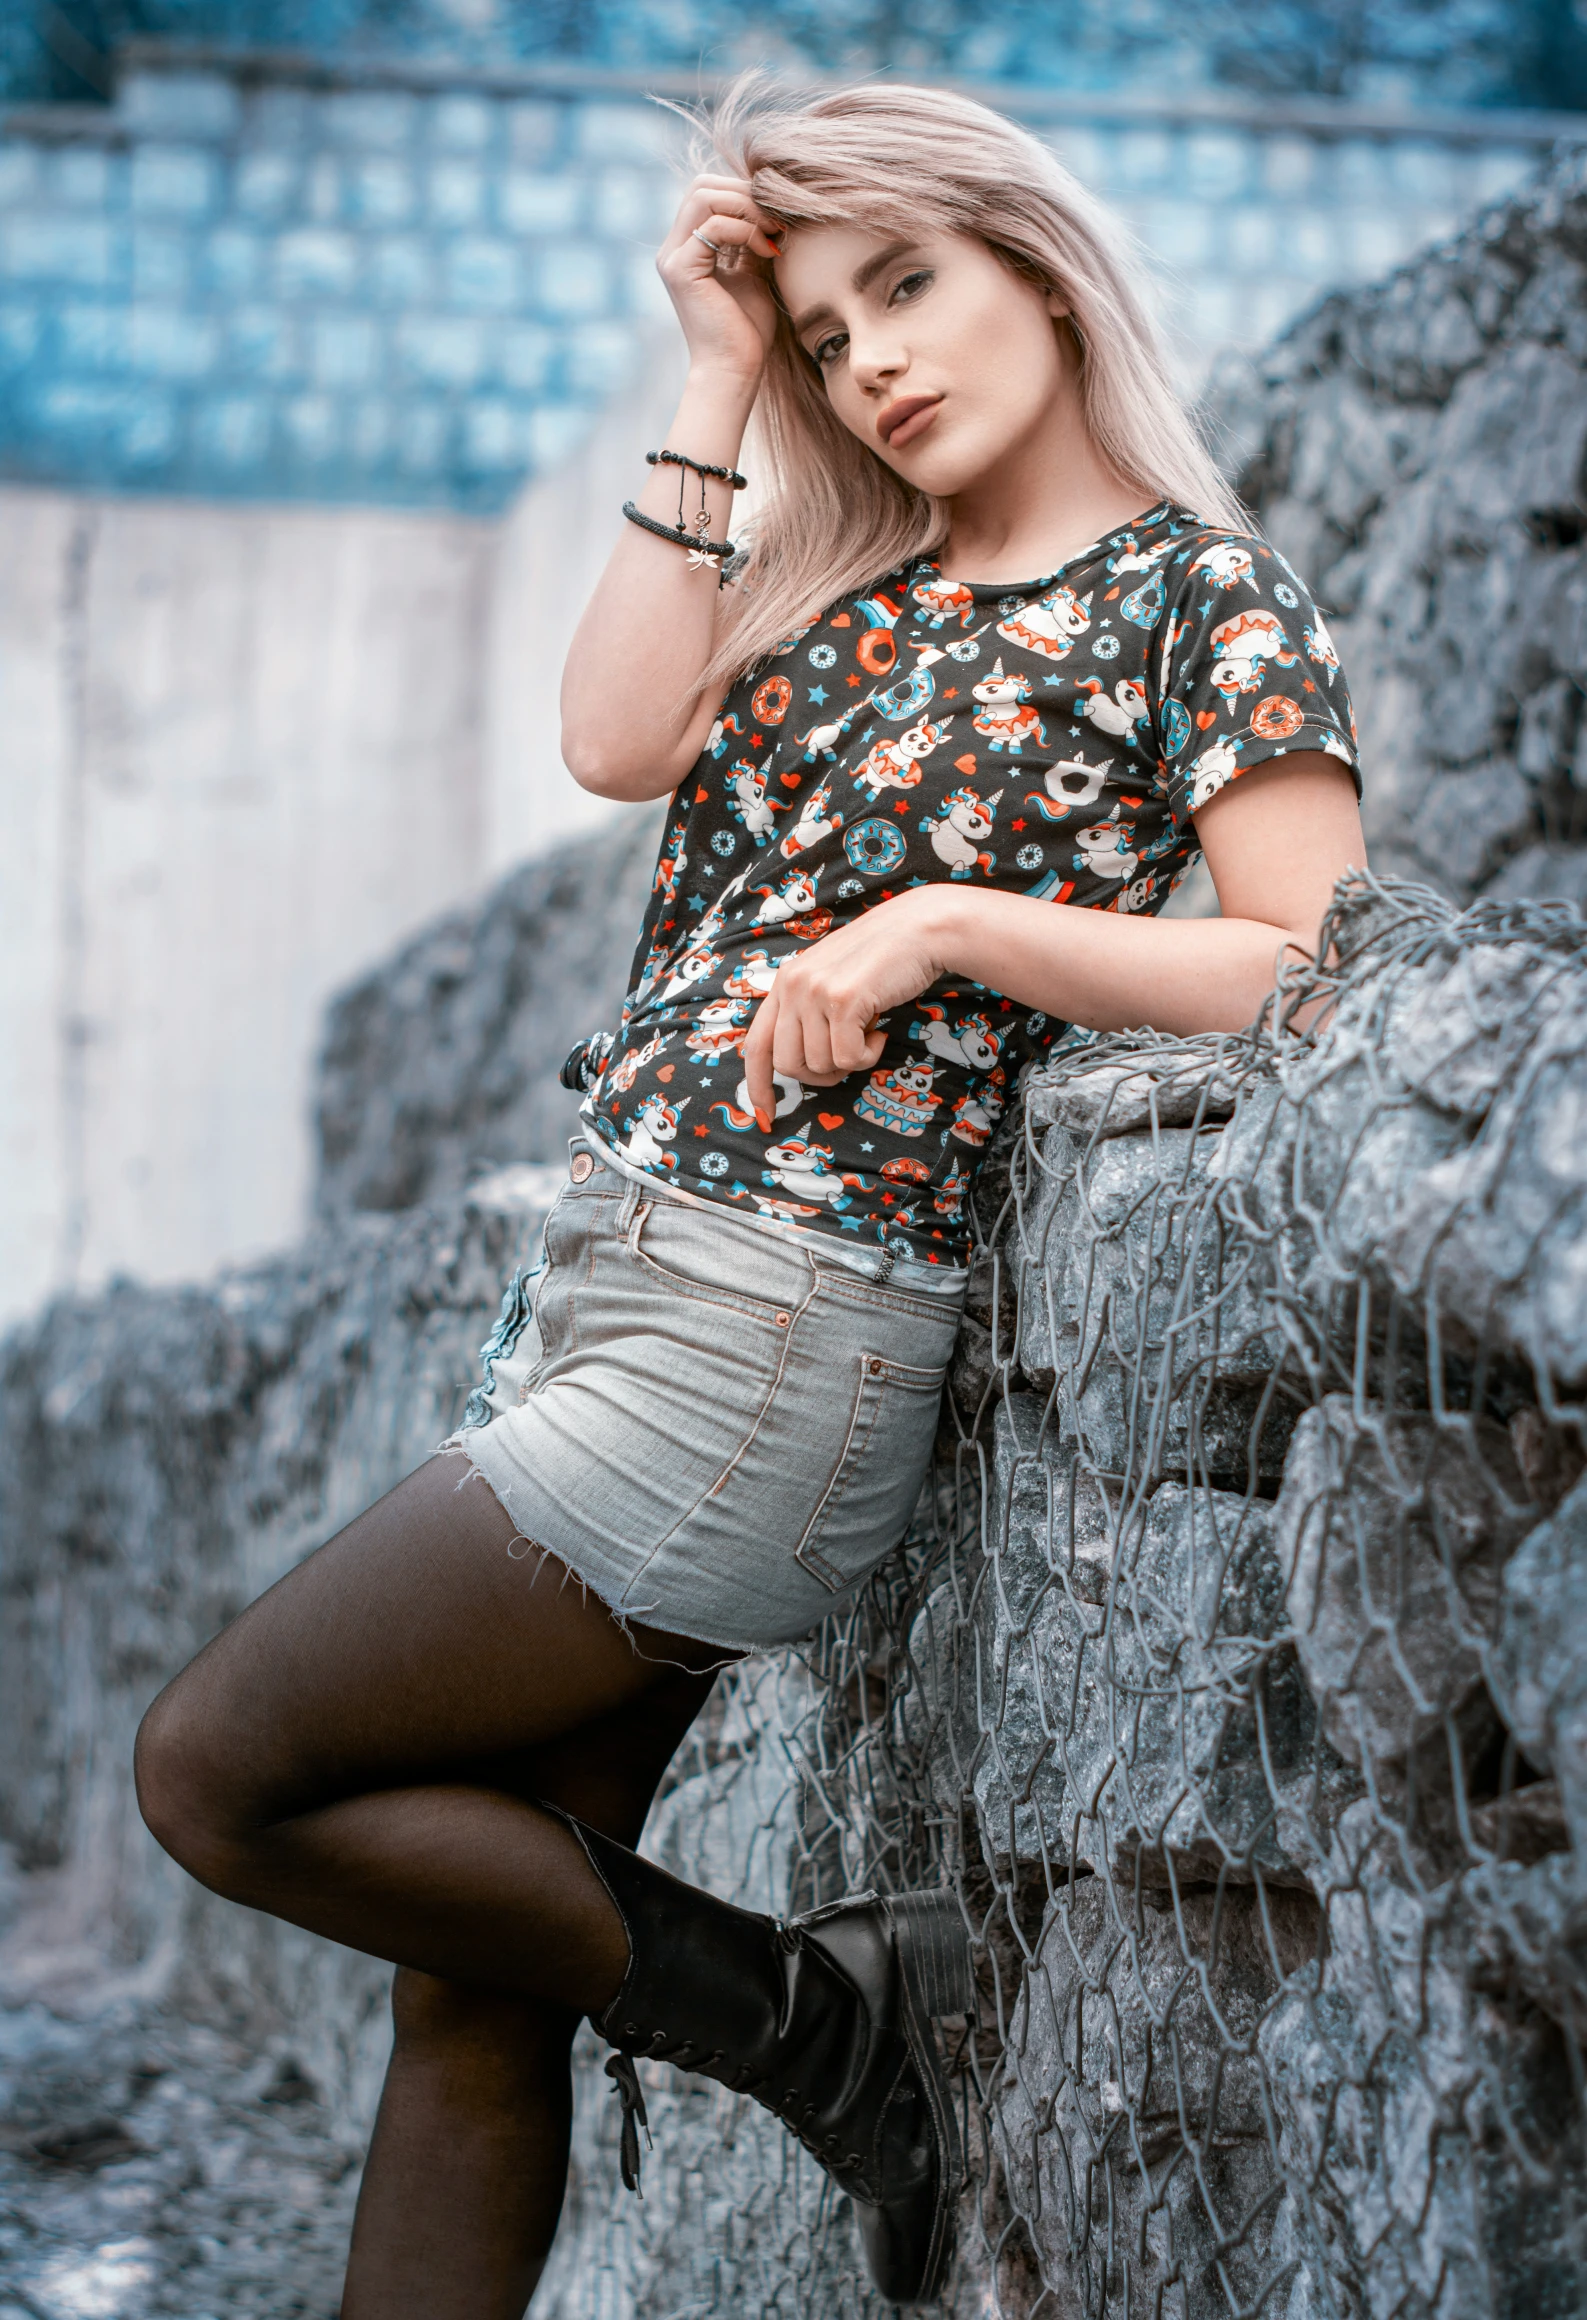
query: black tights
134 1454 730 2318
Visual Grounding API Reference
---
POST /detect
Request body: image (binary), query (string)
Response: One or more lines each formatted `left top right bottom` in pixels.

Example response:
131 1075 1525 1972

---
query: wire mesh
544 871 1587 2320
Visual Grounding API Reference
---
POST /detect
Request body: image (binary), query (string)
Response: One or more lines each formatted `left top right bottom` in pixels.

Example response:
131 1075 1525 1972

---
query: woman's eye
891 269 932 304
813 332 848 369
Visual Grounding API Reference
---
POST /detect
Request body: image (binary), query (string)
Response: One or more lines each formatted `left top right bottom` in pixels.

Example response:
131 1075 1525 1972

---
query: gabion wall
540 871 1587 2320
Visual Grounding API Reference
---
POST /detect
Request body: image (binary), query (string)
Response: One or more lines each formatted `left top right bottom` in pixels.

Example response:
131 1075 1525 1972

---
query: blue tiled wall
0 59 679 509
0 49 1567 511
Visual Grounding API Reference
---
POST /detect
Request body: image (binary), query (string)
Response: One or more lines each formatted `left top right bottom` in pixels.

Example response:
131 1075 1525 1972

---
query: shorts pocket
626 1195 810 1322
794 1351 946 1592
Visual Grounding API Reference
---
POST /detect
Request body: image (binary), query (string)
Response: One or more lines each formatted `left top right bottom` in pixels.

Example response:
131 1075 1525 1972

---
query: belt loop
615 1174 643 1233
624 1194 652 1257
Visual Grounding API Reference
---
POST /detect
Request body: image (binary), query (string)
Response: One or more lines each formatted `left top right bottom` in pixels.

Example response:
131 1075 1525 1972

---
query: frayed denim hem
432 1437 754 1674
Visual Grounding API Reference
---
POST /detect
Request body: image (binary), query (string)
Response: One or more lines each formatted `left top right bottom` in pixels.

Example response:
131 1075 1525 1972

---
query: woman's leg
134 1452 728 2316
342 1674 716 2319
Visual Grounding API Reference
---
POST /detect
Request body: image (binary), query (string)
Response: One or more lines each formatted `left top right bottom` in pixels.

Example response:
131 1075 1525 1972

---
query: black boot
558 1811 973 2308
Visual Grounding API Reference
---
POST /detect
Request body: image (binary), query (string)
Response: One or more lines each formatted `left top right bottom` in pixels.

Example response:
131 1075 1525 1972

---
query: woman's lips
878 395 942 448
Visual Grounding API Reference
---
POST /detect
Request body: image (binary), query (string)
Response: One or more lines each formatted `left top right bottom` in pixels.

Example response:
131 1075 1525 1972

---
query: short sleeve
1152 535 1361 831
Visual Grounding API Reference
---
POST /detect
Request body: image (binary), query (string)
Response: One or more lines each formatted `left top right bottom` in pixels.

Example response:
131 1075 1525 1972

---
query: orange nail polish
754 1108 772 1134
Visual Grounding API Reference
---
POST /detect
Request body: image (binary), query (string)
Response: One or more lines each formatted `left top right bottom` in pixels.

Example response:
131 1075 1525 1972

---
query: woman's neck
940 388 1154 586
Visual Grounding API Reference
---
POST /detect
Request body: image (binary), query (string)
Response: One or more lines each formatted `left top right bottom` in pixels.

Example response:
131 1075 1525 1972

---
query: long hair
690 75 1246 693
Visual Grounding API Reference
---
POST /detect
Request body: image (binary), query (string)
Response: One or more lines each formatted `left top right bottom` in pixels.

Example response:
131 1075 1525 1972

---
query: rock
1223 145 1587 912
1024 1047 1242 1141
1260 1830 1585 2320
995 1876 1322 2318
1016 1075 1291 1479
1468 1778 1572 1865
0 2006 363 2317
1208 878 1587 1390
1276 1398 1534 1779
1486 846 1587 911
0 1168 557 2122
1061 1481 1354 1888
947 1311 999 1425
315 809 662 1220
1489 1475 1587 1849
967 1399 1092 1866
1467 1852 1587 2042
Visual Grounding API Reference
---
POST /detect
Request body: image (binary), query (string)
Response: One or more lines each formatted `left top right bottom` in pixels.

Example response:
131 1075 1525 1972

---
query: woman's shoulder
1158 510 1318 606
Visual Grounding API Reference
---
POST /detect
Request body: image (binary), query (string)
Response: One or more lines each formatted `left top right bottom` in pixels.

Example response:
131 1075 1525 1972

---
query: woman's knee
390 1967 579 2071
134 1674 259 1892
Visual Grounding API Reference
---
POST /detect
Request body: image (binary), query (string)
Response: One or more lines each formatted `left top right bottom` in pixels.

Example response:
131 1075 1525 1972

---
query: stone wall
5 865 1583 2320
313 800 660 1219
1221 143 1587 911
0 1157 556 2310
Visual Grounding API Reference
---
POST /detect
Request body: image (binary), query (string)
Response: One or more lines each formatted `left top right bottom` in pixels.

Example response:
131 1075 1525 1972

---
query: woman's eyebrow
789 242 924 339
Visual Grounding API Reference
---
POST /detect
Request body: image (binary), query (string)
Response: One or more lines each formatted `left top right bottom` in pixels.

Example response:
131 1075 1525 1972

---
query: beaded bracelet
625 442 741 576
646 448 748 490
622 501 737 566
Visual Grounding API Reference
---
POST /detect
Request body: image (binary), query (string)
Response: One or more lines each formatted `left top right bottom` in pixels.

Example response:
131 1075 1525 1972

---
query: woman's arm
560 178 782 801
740 756 1365 1113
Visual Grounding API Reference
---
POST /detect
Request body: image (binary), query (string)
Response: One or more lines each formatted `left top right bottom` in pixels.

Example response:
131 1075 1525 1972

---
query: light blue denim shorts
449 1137 965 1650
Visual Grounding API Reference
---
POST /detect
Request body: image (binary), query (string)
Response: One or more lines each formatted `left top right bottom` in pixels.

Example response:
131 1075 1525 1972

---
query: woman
135 75 1365 2318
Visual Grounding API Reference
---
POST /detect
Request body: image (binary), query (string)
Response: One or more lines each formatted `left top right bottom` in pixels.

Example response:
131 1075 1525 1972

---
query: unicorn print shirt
579 500 1359 1270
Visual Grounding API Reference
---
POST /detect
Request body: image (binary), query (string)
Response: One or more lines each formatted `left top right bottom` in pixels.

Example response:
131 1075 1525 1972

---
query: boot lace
605 2052 652 2194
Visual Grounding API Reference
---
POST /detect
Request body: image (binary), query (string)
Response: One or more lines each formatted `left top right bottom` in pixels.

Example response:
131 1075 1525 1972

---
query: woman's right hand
562 178 782 799
655 175 783 385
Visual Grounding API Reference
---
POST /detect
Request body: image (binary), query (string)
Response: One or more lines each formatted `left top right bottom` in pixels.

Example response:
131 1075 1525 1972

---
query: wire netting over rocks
536 871 1587 2320
1 864 1583 2317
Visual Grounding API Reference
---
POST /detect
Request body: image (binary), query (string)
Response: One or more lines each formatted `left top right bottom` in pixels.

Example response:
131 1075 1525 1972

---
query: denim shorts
448 1137 965 1650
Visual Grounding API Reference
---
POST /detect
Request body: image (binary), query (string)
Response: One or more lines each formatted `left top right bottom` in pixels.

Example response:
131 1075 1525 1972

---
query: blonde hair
689 75 1246 692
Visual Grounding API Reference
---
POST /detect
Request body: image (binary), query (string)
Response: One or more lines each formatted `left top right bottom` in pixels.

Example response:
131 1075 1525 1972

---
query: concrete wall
481 319 681 872
0 333 691 1331
0 485 493 1322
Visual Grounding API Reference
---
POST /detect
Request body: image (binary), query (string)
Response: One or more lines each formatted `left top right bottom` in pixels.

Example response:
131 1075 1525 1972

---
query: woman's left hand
741 889 953 1128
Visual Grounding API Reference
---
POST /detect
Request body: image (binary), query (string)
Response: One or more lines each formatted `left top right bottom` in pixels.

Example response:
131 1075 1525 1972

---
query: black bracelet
646 448 748 490
622 501 736 561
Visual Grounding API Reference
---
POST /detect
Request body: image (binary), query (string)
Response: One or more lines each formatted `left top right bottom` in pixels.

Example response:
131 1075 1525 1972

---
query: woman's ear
1043 286 1071 320
1053 312 1085 370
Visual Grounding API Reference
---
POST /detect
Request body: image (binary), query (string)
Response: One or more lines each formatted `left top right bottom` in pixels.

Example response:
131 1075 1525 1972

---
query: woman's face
773 225 1076 497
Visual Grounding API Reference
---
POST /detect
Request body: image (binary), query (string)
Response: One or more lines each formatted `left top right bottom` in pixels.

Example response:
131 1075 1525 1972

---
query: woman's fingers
741 986 778 1129
829 1007 886 1073
655 175 782 371
663 220 779 286
662 178 782 265
743 900 945 1122
749 967 881 1100
780 1006 834 1085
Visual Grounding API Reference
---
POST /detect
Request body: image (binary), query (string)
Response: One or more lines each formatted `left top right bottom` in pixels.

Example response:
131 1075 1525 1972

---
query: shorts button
569 1150 595 1184
867 1356 884 1376
774 1310 791 1327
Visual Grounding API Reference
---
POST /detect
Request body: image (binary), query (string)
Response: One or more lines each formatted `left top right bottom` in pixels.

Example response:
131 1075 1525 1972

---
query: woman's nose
848 333 905 398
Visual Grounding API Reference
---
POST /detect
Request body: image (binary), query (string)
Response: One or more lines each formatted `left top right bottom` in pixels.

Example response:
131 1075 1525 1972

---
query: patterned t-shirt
579 499 1359 1268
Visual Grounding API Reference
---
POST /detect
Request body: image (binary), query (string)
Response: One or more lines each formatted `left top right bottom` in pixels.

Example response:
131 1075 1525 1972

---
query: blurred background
1 0 1581 1333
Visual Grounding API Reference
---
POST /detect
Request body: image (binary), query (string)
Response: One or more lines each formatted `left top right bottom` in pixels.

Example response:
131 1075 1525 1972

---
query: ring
692 227 724 254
